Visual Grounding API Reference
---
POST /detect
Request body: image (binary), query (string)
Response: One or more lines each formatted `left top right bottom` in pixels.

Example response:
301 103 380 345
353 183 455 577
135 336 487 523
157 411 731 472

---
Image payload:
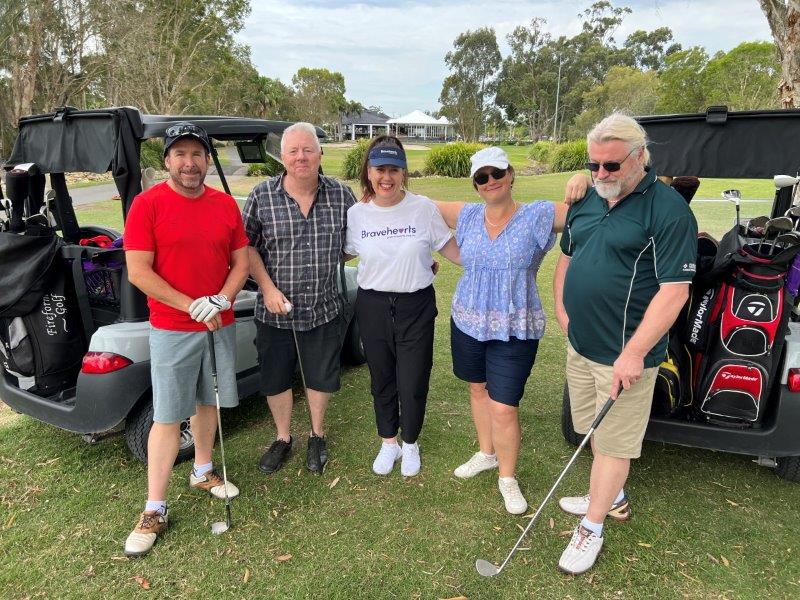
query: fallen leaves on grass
277 554 292 562
721 556 730 567
725 499 739 507
559 530 573 537
133 575 151 589
679 571 699 583
329 530 339 537
637 542 652 548
243 568 251 583
4 514 14 529
329 476 340 489
440 596 468 600
548 518 554 529
707 553 720 564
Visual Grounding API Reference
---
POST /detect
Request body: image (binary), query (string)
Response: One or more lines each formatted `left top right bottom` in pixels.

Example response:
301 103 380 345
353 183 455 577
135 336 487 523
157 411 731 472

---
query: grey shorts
150 324 239 424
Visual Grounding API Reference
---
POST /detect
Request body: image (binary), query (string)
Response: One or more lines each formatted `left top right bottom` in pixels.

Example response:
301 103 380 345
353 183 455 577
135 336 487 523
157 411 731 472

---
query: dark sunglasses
584 147 638 173
166 123 205 138
473 167 508 185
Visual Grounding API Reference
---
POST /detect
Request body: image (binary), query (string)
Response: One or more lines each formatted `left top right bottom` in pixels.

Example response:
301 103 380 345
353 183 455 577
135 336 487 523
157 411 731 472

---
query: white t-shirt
345 191 453 293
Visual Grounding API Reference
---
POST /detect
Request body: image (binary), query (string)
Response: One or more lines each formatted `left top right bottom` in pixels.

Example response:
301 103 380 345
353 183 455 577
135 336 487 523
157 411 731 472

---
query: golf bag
0 232 85 394
651 233 718 417
690 242 799 426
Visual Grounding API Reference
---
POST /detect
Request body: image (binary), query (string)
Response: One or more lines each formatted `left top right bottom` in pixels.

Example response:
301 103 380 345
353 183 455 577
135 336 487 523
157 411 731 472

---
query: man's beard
594 168 642 200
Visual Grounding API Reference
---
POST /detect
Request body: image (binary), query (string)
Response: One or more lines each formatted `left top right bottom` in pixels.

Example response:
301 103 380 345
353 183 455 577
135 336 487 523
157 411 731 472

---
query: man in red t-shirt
122 122 249 557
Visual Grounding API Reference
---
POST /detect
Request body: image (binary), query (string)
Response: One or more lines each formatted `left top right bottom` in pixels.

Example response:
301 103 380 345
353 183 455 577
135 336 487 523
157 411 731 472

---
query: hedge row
246 154 284 177
423 142 484 177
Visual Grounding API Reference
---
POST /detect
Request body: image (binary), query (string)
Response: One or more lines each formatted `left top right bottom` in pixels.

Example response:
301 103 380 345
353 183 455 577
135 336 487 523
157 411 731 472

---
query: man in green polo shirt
553 112 697 575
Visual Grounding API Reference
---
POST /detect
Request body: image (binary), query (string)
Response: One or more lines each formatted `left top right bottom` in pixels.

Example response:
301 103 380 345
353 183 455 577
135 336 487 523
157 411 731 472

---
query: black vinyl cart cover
638 107 800 179
6 107 144 216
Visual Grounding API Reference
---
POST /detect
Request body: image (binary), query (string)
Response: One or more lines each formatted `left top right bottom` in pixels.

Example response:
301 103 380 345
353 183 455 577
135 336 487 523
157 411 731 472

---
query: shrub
550 140 588 172
140 139 164 170
529 140 555 164
246 154 284 177
340 139 371 180
424 142 484 177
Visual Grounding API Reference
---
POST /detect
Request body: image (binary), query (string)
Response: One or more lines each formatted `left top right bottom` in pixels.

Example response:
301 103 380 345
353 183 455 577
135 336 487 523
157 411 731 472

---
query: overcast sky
237 0 773 116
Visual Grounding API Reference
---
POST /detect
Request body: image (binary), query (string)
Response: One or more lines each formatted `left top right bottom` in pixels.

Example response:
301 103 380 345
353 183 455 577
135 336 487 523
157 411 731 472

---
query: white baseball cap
470 146 510 178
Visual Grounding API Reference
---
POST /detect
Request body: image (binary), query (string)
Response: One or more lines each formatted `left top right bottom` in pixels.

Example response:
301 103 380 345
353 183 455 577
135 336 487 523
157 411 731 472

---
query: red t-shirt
124 182 249 331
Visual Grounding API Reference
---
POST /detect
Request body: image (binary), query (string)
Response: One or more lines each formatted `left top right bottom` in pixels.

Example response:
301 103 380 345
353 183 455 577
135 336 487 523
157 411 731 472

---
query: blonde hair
587 112 650 165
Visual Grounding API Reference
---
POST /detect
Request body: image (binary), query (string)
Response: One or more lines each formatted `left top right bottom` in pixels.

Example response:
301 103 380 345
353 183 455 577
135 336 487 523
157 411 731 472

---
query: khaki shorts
566 343 658 459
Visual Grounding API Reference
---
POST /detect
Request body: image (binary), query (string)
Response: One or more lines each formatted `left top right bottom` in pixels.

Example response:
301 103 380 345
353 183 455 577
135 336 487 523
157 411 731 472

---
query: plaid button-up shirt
242 173 356 330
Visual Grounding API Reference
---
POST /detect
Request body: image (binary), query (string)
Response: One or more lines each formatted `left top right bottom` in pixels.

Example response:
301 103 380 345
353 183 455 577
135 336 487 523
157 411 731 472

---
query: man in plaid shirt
243 122 356 475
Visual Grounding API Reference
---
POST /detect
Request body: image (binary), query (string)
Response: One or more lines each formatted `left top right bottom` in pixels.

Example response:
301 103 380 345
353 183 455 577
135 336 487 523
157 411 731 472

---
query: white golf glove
189 294 231 322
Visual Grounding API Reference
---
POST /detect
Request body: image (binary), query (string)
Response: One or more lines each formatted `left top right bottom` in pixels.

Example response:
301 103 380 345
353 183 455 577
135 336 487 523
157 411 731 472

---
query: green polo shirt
560 169 698 367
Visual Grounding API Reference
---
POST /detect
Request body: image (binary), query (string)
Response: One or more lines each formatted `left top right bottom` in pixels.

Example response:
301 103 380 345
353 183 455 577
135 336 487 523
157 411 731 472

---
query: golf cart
561 106 800 483
0 106 365 463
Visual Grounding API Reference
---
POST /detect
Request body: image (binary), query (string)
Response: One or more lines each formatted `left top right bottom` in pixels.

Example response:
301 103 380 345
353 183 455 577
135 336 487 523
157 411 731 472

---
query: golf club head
722 189 741 205
211 521 230 535
475 559 501 577
749 216 770 229
774 175 799 189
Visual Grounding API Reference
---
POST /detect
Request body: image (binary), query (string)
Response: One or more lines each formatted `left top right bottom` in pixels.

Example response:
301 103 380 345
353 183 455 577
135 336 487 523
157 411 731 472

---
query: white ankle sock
145 500 166 515
580 516 603 537
614 488 625 504
480 451 496 459
193 461 213 477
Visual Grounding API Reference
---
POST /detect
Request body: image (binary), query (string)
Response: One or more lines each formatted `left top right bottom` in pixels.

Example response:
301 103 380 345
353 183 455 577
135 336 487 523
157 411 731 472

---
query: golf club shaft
285 303 311 424
206 330 232 524
493 395 616 574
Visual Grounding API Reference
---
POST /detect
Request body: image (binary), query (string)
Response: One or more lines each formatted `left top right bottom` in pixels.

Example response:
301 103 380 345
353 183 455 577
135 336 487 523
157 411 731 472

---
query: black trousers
355 285 437 443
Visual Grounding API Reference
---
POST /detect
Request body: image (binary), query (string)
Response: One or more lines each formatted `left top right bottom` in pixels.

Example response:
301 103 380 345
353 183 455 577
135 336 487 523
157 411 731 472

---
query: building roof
340 109 390 126
387 110 450 126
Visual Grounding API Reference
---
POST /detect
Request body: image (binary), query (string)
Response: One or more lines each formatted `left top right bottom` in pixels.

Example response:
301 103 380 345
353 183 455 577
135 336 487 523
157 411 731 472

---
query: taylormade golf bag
690 242 799 427
0 232 85 394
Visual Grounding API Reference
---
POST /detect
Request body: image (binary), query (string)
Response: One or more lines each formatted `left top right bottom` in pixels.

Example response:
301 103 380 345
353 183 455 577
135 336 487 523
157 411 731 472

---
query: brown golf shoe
189 469 240 500
124 509 168 557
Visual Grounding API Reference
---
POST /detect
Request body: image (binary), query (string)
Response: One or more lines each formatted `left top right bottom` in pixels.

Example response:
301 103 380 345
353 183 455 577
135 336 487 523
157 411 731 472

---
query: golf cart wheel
776 456 800 482
124 395 194 464
342 317 366 366
561 384 581 446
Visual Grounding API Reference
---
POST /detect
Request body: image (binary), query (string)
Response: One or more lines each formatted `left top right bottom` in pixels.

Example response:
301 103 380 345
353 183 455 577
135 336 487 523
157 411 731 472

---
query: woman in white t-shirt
344 136 460 477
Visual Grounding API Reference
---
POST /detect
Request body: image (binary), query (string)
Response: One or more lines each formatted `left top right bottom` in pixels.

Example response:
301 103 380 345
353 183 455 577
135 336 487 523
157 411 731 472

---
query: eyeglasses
584 147 638 173
473 167 508 185
166 124 205 138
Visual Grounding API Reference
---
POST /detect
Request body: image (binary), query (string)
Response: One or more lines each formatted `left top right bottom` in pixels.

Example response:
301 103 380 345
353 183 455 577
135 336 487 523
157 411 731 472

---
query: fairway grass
1 176 797 599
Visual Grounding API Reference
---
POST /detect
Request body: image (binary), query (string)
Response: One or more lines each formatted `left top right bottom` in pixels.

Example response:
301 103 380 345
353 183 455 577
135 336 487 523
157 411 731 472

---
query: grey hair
280 122 321 153
587 112 651 165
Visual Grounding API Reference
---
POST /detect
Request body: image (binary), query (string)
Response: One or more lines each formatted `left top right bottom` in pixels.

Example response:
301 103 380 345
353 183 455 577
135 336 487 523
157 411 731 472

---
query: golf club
207 330 233 535
775 174 799 190
769 231 800 256
475 393 618 577
282 301 320 455
758 217 794 253
746 215 769 240
723 189 741 239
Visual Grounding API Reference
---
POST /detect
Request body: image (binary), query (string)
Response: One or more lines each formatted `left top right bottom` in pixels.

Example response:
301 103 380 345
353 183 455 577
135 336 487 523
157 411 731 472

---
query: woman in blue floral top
436 146 585 515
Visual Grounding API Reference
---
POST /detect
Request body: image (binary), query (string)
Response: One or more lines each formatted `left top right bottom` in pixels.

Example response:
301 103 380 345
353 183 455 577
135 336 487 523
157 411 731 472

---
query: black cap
163 122 211 156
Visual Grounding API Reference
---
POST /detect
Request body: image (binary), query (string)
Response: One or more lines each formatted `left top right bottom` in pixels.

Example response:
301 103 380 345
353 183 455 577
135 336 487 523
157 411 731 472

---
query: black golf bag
690 241 799 427
0 232 86 395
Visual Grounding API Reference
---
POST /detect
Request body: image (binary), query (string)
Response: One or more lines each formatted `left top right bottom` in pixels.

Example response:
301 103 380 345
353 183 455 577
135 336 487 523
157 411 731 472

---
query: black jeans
355 286 437 444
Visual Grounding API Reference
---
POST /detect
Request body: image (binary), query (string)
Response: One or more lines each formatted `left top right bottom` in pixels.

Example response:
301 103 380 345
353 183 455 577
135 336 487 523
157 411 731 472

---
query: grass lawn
2 175 798 599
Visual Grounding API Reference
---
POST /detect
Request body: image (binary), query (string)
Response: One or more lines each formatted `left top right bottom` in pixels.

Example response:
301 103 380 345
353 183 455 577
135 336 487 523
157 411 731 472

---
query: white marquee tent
387 110 453 140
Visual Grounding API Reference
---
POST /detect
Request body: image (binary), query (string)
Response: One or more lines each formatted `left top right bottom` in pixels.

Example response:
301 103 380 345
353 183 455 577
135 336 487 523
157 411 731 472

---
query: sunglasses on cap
584 146 638 173
473 167 508 185
165 123 206 138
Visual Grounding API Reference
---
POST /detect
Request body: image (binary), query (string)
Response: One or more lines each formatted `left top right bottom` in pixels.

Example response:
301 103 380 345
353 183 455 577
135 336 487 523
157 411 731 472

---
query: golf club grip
206 330 217 377
589 396 615 429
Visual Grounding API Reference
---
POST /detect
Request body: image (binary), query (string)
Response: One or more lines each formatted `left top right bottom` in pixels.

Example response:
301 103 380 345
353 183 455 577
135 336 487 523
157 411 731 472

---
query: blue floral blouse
452 201 556 342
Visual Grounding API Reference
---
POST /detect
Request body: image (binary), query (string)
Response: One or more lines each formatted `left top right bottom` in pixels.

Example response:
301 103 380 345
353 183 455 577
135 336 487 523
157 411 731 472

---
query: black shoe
258 437 292 474
306 434 328 474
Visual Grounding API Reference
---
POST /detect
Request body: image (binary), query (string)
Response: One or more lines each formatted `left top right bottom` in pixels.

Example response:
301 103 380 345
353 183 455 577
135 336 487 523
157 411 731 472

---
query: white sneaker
372 442 402 475
558 524 604 574
559 494 631 521
454 451 498 479
498 477 528 515
401 441 421 477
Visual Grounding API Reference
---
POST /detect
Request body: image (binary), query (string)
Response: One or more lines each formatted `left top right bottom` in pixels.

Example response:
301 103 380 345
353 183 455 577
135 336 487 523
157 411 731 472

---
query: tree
704 42 781 110
245 75 297 121
570 66 660 137
656 47 710 114
623 28 681 71
759 0 800 107
291 67 347 132
438 27 501 141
